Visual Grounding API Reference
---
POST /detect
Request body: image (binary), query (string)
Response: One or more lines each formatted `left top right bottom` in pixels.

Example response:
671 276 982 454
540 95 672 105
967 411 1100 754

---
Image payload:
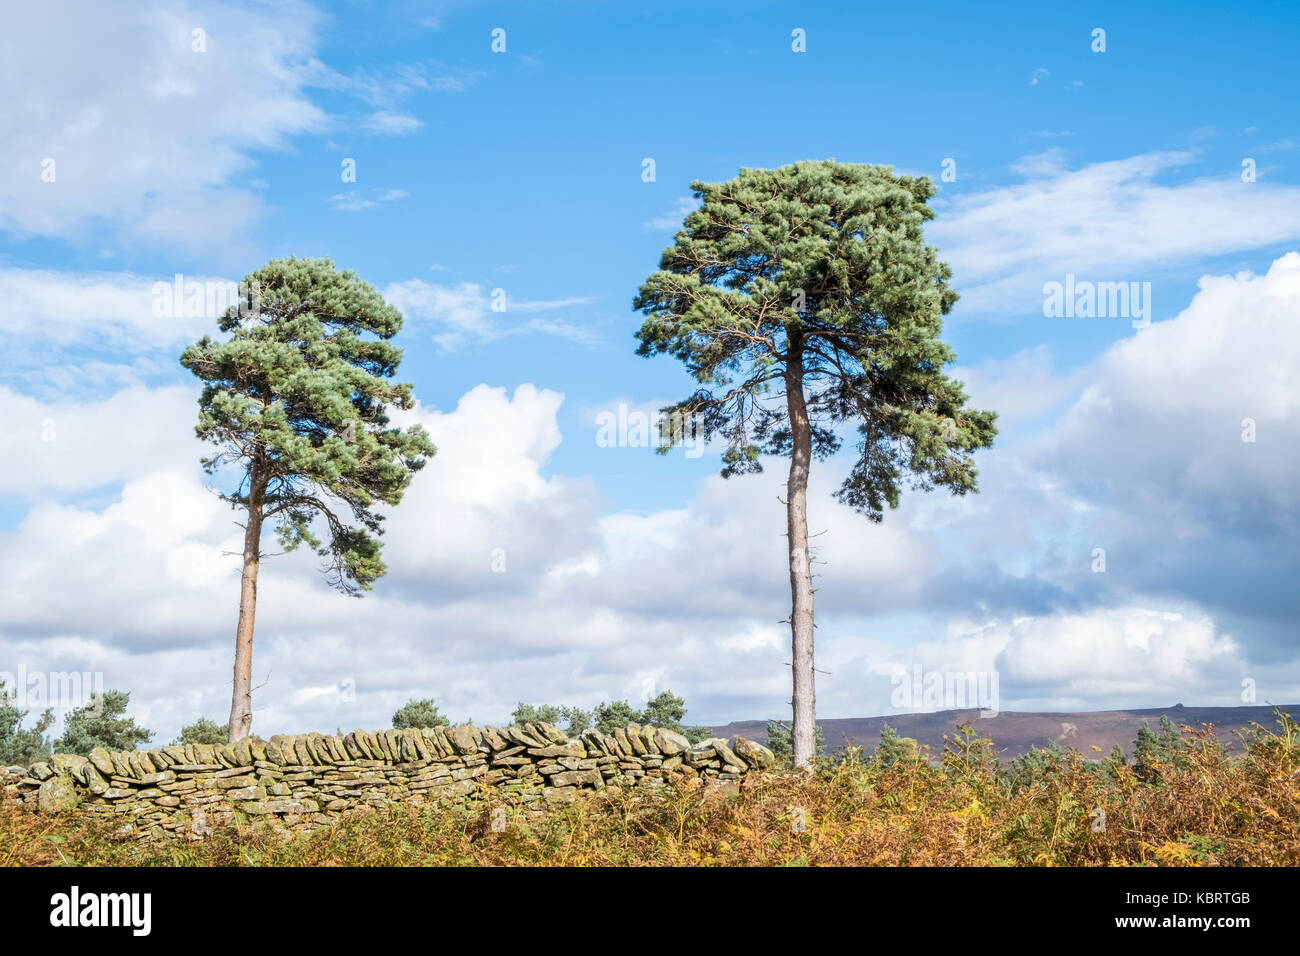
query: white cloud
0 385 199 496
381 384 603 594
383 279 598 350
325 61 474 107
991 609 1243 708
874 608 1246 714
0 379 933 738
362 110 424 135
0 0 328 255
0 468 236 646
383 279 495 349
895 253 1300 651
643 197 698 231
0 267 228 349
932 151 1300 313
328 188 408 212
5 256 1299 739
2 358 1298 743
1035 252 1300 526
951 346 1091 433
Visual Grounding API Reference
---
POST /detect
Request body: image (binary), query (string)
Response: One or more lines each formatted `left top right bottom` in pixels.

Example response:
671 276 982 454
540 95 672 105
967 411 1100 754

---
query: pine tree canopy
392 698 449 730
633 160 998 520
54 690 153 756
180 256 436 593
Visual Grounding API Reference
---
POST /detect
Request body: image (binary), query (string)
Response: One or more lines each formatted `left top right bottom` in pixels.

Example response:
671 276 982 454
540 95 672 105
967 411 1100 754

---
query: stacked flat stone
2 723 775 840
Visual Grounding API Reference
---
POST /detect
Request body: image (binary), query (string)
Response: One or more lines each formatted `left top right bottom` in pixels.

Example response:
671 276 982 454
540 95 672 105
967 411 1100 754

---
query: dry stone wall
1 722 775 840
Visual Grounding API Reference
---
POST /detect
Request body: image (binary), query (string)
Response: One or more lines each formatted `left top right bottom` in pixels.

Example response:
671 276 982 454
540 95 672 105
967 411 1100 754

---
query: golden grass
4 714 1296 867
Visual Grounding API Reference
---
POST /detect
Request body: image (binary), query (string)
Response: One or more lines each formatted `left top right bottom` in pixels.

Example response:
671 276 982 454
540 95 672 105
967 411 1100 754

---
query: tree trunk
228 461 267 743
784 331 816 769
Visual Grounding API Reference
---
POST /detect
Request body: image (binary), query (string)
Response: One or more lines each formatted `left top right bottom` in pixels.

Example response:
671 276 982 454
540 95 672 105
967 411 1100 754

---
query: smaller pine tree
1133 722 1164 781
1158 715 1183 757
172 717 228 747
1004 740 1066 792
512 703 563 726
560 706 593 736
874 723 920 768
765 719 825 764
511 703 593 737
511 691 711 742
54 691 153 756
392 698 448 730
0 679 53 767
593 700 641 733
638 691 711 742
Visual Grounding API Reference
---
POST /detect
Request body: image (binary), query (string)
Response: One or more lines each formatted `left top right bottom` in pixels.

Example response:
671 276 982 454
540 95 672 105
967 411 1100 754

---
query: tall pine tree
634 162 996 767
181 257 435 741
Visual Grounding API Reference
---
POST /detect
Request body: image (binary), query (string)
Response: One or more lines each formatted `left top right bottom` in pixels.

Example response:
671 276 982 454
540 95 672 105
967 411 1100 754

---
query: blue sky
1 0 1298 740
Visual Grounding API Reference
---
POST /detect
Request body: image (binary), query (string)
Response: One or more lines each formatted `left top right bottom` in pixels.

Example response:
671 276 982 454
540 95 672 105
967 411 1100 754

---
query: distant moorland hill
714 703 1299 761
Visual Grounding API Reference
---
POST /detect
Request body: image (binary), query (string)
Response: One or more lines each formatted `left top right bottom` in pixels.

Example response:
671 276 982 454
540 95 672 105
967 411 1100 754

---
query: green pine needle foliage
180 256 436 593
633 160 997 520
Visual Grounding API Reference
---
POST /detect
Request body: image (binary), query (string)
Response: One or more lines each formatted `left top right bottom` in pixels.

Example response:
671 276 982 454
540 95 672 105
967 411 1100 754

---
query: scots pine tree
874 723 920 768
592 700 642 734
172 717 228 747
559 707 593 736
0 678 53 767
392 698 449 730
511 703 592 736
54 690 153 755
634 162 997 767
181 257 436 742
511 702 565 726
1133 722 1162 781
765 718 825 764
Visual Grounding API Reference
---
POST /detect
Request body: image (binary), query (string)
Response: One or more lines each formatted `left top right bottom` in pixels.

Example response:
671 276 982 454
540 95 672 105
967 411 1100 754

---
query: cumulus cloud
0 0 328 255
0 385 199 496
4 258 1299 740
1022 253 1300 629
0 268 217 349
846 608 1249 716
991 609 1242 705
899 253 1300 654
0 380 943 739
0 368 1295 742
1036 254 1300 517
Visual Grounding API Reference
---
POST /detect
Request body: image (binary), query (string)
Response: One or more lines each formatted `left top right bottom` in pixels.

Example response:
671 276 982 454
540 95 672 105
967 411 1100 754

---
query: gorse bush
5 710 1296 867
